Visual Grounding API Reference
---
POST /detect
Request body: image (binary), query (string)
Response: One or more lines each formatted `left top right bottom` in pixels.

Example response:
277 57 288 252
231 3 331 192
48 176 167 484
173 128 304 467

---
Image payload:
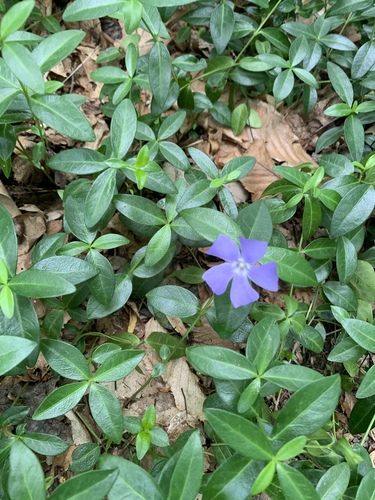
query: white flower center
232 258 250 277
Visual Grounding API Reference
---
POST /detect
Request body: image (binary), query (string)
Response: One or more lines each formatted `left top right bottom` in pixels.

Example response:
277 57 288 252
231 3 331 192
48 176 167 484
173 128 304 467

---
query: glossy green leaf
161 430 202 499
276 436 307 461
158 111 186 141
21 433 69 456
352 41 375 79
41 339 90 380
328 336 365 362
0 336 37 375
86 273 132 320
302 195 321 240
115 194 166 226
30 94 95 141
99 454 163 499
350 260 375 302
231 102 248 136
303 238 336 259
323 281 358 311
274 69 294 102
261 246 317 286
354 469 375 500
33 256 97 285
344 115 364 162
33 381 89 419
49 469 118 500
93 349 145 382
89 383 124 443
271 375 341 440
147 285 199 318
2 41 45 93
330 184 375 238
349 396 375 434
32 30 85 72
7 440 46 500
188 147 219 178
187 346 256 380
110 99 137 159
8 269 75 298
263 364 323 391
246 317 279 374
210 2 234 54
336 236 357 285
277 463 320 500
357 366 375 398
48 148 106 174
205 408 273 460
85 168 117 227
63 0 123 21
327 62 353 106
149 41 171 108
180 207 241 242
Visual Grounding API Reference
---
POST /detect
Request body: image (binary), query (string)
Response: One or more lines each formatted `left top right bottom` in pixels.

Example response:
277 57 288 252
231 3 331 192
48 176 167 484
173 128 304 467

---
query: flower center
232 258 250 277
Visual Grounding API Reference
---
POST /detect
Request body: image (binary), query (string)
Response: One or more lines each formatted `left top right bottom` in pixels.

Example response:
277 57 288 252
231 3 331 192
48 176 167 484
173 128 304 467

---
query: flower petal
239 238 268 264
206 234 240 262
230 273 259 308
249 262 278 292
202 263 233 295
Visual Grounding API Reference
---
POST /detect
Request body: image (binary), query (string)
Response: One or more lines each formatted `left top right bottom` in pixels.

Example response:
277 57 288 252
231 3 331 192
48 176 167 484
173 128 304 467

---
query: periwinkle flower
202 235 278 308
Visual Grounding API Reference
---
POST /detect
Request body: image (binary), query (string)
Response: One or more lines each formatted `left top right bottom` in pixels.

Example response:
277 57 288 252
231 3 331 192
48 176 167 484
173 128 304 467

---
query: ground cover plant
1 0 375 497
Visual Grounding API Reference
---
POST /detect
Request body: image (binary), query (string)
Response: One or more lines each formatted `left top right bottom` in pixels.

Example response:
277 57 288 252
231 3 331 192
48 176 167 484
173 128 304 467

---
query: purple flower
202 235 278 308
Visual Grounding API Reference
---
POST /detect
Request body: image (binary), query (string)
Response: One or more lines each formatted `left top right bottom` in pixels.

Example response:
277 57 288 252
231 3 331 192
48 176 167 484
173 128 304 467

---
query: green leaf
350 260 375 302
149 41 171 108
202 454 262 499
274 69 294 102
0 0 34 39
327 62 353 106
277 463 320 500
48 148 105 175
188 147 219 178
122 0 143 33
357 366 375 398
63 0 124 21
170 267 204 285
315 126 344 153
349 396 375 434
336 236 357 285
86 250 115 306
136 431 151 460
276 436 307 461
186 346 256 380
344 115 364 162
91 66 128 84
176 180 216 211
89 383 124 443
162 430 203 500
289 36 308 66
319 153 354 176
0 204 17 276
70 443 101 473
49 470 118 500
147 285 199 318
159 141 190 170
210 2 234 55
303 238 336 259
92 350 145 382
352 41 375 79
7 439 46 500
341 318 375 352
246 317 279 374
146 331 186 360
180 207 241 242
33 256 97 285
30 94 95 141
208 289 250 338
2 41 44 94
261 247 317 286
145 224 172 267
328 336 365 362
115 194 166 226
271 375 341 440
302 195 321 240
263 364 323 392
205 408 274 460
98 454 163 499
354 469 375 500
8 268 75 298
33 381 89 419
231 102 248 136
0 285 14 318
41 339 90 380
91 234 129 250
158 111 186 141
330 184 375 238
85 168 117 227
110 99 137 159
86 273 132 319
327 0 373 16
21 433 69 456
323 281 358 311
0 336 37 375
32 30 85 72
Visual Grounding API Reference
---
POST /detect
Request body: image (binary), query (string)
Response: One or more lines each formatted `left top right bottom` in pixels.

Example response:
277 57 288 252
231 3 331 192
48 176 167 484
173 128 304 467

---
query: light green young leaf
0 0 35 39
